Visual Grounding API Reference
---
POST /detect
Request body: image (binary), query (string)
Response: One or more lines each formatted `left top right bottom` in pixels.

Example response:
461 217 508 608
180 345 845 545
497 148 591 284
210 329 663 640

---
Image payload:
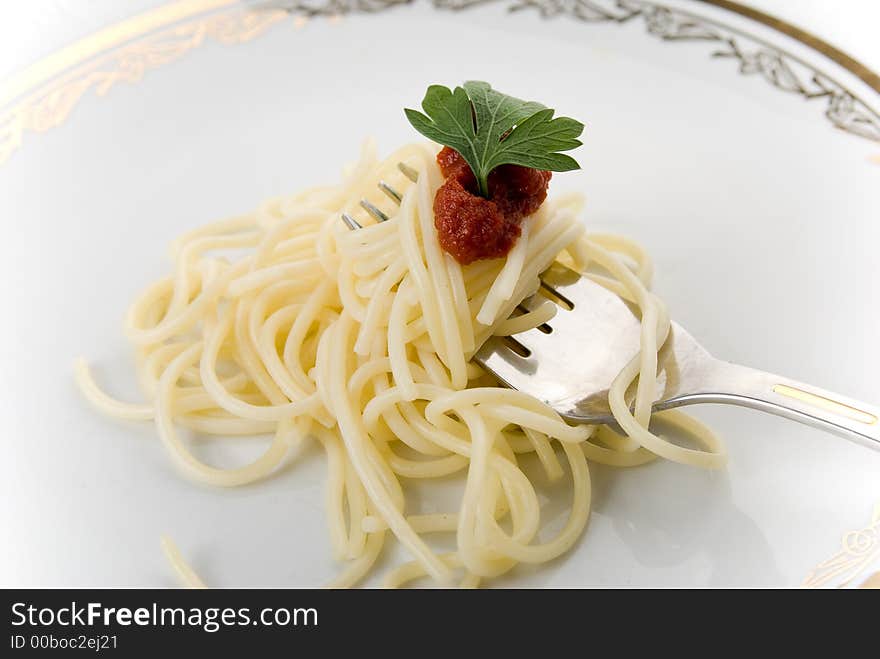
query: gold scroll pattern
0 8 289 165
802 503 880 588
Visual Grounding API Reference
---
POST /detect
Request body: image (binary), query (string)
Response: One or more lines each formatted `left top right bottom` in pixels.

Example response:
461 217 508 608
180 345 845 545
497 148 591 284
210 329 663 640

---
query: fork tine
474 335 538 390
359 200 390 222
537 263 595 309
341 163 415 230
398 162 419 182
378 181 402 204
517 294 552 314
341 213 361 230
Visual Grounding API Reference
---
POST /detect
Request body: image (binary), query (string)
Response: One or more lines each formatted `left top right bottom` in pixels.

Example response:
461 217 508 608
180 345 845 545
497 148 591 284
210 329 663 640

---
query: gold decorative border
3 0 880 166
0 0 236 109
698 0 880 94
802 503 880 589
497 0 880 142
0 1 290 164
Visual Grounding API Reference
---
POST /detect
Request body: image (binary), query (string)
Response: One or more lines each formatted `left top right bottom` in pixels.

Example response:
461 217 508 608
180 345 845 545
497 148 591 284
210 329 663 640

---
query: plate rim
0 0 879 168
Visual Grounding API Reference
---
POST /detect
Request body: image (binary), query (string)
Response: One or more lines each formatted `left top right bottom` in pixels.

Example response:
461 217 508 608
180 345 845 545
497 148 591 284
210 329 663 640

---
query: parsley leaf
405 81 584 197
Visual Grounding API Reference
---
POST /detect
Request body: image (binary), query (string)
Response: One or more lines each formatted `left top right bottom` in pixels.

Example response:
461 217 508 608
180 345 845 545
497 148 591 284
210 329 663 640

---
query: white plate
2 0 879 587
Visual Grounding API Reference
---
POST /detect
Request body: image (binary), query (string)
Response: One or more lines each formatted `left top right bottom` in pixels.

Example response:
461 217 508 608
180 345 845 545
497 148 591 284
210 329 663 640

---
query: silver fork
342 165 880 451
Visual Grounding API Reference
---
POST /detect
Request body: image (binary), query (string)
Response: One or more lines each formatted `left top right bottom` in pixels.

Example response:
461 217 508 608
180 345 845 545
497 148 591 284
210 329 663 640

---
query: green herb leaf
404 81 584 197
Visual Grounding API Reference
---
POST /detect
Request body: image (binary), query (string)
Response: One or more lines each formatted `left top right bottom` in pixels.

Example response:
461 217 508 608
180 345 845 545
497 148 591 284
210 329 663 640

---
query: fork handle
659 360 880 451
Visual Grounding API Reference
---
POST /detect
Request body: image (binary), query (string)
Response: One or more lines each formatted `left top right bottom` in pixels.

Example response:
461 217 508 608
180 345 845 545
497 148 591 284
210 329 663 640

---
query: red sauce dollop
433 147 551 265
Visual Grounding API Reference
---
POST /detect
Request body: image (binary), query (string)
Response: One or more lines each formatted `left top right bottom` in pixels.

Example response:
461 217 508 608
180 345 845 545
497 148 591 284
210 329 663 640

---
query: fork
342 165 880 451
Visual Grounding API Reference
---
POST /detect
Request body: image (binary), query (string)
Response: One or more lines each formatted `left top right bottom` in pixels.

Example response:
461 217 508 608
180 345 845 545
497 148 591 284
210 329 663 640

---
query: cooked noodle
76 141 725 587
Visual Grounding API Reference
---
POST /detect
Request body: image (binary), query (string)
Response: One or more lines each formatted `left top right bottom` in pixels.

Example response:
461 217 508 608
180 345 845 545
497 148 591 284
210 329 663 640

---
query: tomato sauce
433 147 551 265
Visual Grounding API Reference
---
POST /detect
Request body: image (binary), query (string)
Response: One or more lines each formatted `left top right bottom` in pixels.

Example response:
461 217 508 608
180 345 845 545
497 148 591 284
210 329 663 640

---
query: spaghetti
76 141 724 587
